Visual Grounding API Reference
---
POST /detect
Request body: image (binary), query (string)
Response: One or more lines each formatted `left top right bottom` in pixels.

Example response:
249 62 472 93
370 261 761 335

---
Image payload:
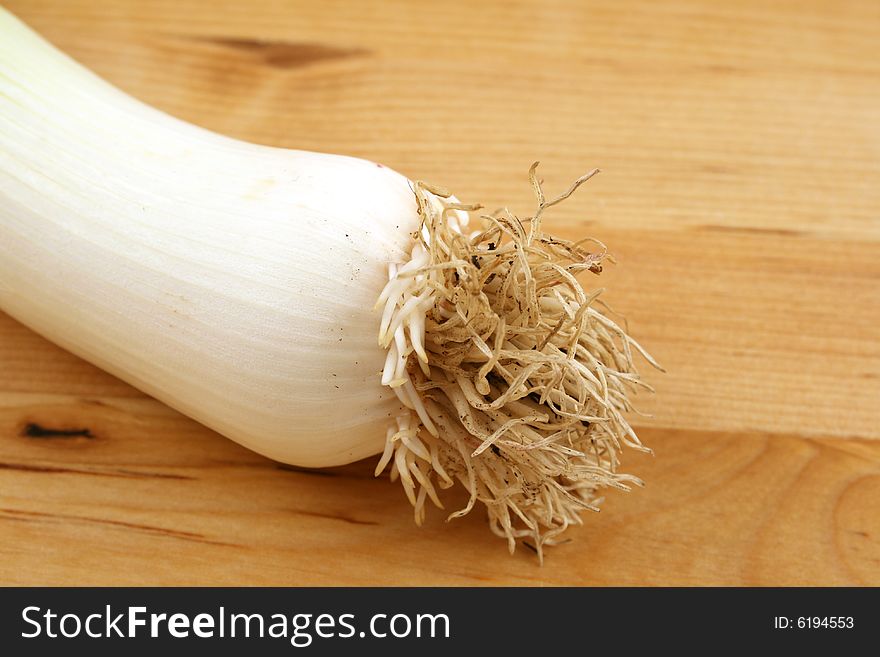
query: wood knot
20 423 96 440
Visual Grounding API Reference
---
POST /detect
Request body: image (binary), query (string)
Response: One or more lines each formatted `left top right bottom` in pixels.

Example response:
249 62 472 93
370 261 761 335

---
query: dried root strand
376 163 661 562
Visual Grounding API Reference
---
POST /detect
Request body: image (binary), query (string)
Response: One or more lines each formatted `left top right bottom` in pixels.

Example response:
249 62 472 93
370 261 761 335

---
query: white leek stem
0 8 418 467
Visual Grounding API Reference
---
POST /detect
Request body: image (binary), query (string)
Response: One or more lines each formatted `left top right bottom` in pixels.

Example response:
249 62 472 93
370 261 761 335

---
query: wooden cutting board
2 0 878 585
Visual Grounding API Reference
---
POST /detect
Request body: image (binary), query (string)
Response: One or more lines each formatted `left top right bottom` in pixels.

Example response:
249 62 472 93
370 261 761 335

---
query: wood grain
2 0 879 585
